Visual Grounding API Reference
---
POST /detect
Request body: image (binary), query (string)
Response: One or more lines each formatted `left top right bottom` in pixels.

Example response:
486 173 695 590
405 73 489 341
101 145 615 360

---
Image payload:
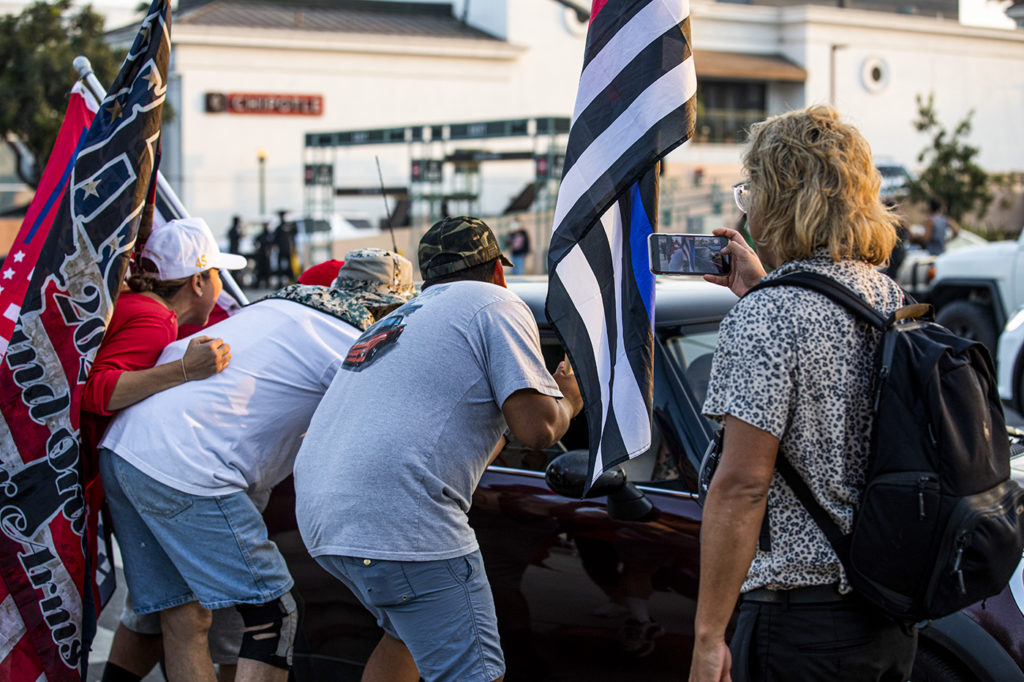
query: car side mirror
545 449 623 498
545 450 658 522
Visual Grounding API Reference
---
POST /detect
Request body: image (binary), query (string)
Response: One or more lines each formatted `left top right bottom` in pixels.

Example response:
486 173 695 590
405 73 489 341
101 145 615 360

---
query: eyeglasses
733 181 751 214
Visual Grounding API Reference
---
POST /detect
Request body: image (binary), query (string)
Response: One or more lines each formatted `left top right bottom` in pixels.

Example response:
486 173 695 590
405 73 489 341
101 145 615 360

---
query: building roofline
169 25 525 60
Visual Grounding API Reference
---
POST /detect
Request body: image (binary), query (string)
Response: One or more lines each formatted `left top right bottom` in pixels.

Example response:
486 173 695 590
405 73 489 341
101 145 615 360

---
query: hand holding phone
648 233 731 276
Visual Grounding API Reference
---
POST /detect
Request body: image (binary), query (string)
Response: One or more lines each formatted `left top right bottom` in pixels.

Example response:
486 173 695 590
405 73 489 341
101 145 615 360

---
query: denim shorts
100 449 293 614
316 550 504 682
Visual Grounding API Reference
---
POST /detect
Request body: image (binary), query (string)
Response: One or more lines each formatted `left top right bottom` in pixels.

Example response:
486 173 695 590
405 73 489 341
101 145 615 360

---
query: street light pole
257 148 267 216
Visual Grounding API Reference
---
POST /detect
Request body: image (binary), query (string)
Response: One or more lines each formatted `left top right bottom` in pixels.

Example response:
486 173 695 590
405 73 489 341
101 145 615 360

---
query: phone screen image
648 234 730 276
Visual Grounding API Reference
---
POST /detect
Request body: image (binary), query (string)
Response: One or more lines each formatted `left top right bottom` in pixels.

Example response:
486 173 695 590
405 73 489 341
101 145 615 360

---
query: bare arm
689 415 779 682
501 360 583 450
106 336 231 411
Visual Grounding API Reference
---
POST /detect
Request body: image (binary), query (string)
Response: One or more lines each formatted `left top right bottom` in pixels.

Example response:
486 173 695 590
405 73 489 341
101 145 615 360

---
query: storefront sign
205 92 323 116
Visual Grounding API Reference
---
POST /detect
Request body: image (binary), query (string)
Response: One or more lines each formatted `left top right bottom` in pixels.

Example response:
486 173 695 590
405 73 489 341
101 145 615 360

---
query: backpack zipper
918 476 932 520
952 529 969 595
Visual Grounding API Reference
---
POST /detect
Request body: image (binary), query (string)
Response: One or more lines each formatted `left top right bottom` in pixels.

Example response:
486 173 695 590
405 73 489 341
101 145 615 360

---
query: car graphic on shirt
342 301 423 371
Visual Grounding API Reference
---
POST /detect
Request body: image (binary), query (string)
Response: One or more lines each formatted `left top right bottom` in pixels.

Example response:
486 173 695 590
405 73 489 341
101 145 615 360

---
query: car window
492 328 721 493
663 330 718 406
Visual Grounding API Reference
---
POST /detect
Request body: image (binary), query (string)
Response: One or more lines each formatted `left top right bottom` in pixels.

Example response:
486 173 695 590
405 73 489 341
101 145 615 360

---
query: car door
468 323 721 681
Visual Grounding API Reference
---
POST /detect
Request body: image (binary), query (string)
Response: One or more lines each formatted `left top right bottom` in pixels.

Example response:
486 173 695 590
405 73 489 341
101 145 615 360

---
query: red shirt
81 293 177 452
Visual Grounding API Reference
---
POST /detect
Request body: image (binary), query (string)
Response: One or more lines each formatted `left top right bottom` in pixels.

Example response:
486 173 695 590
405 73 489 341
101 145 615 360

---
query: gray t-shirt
294 281 561 561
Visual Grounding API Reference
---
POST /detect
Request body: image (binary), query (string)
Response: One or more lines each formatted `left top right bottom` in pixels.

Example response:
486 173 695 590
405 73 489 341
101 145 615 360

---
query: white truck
928 232 1024 354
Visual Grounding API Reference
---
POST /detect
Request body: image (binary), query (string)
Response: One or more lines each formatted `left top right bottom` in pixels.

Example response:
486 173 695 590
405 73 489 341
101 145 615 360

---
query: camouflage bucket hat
418 216 514 280
331 248 415 308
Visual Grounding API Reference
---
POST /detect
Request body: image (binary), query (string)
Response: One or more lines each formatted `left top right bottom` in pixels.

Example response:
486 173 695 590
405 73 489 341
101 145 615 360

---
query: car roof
508 276 738 329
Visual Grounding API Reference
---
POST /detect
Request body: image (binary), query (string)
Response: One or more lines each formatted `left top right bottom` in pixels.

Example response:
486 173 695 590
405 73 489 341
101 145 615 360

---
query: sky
960 0 1016 29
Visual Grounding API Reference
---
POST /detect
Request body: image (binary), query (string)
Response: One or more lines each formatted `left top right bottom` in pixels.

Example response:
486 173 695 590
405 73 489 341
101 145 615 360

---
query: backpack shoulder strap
748 271 887 329
775 456 850 563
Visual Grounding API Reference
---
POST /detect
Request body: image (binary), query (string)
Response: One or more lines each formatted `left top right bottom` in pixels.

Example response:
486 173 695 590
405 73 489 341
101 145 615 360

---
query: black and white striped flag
546 0 696 488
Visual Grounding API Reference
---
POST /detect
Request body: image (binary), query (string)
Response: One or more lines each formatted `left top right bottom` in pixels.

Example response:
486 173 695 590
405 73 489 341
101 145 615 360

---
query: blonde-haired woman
690 106 916 682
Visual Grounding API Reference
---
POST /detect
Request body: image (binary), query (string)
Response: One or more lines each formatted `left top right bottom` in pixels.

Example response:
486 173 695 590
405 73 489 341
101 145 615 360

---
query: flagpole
73 55 248 306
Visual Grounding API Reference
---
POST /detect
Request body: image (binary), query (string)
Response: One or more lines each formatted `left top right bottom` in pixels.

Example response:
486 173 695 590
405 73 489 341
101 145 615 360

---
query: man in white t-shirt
99 249 415 682
294 217 583 682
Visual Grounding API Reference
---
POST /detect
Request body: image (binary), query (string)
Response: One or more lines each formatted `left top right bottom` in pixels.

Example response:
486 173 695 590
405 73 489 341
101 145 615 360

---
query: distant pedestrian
507 216 531 273
227 215 243 255
274 211 296 284
254 223 274 288
915 198 959 255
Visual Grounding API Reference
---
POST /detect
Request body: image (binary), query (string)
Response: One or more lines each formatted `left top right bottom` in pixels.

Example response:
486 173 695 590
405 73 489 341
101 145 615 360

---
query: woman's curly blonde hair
743 105 898 266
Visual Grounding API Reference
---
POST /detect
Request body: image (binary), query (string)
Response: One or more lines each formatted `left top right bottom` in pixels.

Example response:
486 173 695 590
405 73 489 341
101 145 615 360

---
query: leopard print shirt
703 252 904 592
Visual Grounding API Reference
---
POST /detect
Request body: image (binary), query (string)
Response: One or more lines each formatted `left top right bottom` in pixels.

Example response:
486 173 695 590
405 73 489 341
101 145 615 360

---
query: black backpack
748 271 1024 623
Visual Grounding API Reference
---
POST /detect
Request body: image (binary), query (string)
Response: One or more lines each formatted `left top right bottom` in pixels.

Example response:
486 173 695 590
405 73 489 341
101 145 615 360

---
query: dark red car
267 277 1024 681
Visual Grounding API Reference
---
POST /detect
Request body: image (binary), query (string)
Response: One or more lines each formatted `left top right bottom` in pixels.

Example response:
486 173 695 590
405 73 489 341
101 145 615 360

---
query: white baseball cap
142 217 247 280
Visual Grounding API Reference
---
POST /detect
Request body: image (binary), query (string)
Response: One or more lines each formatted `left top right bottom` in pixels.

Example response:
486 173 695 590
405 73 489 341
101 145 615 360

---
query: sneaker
620 618 664 657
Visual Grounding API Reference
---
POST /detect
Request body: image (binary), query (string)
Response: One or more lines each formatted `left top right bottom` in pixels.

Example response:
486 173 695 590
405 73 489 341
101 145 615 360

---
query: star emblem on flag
106 98 124 122
2 269 14 280
144 68 161 90
12 251 24 263
82 178 101 198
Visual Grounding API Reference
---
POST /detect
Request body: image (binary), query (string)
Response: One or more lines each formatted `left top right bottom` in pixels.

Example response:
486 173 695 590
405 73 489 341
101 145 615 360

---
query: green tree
0 0 123 187
909 93 992 224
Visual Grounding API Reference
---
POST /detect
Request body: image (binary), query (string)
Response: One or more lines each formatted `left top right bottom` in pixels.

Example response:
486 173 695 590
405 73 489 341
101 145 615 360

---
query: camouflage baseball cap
332 248 415 308
418 216 514 279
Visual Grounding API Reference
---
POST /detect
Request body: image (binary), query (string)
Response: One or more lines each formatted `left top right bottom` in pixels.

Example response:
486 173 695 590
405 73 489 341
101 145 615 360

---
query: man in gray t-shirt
294 216 582 682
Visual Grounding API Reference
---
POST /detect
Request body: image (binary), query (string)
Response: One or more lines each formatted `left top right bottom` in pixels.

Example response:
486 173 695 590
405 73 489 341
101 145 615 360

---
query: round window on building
861 56 890 94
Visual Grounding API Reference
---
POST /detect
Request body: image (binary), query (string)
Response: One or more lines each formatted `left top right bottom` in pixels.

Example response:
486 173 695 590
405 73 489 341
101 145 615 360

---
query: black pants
730 594 917 681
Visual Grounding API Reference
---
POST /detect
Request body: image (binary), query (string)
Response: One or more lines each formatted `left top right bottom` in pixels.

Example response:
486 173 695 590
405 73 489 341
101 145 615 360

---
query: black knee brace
236 591 297 670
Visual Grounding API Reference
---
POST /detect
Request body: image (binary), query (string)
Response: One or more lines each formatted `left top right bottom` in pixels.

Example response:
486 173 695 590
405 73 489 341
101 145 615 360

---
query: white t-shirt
101 299 361 498
294 281 561 562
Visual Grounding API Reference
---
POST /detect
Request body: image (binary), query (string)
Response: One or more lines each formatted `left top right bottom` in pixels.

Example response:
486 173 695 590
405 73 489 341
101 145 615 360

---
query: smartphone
648 233 731 276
